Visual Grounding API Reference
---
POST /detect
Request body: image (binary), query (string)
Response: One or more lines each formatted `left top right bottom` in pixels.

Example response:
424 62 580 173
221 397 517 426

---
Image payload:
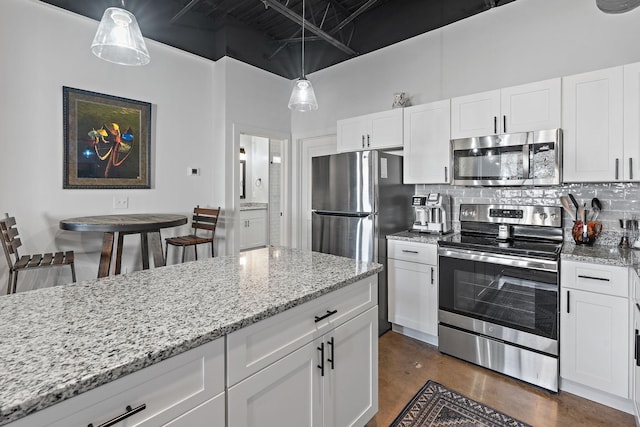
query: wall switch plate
188 167 200 176
113 196 129 209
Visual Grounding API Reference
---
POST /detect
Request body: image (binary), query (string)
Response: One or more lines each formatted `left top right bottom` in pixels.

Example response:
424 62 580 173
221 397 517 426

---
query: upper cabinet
562 66 626 182
403 99 451 184
450 78 561 139
337 109 403 152
624 62 640 181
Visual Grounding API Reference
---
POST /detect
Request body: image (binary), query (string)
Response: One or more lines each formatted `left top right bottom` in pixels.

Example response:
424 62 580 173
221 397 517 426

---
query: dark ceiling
39 0 516 79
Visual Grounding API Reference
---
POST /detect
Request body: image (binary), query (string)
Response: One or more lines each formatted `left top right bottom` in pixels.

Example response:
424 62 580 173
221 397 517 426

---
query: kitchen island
0 247 382 426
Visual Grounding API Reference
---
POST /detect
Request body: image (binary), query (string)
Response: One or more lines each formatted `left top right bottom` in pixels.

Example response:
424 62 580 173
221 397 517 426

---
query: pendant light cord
301 0 305 78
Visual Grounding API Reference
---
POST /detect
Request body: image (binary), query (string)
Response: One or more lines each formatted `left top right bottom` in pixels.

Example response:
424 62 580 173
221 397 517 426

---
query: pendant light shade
289 0 318 111
596 0 640 13
91 7 150 66
288 77 318 111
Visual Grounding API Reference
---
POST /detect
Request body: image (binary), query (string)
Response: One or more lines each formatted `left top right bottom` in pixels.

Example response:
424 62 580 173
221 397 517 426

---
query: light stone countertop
386 230 454 245
0 247 382 426
240 202 268 211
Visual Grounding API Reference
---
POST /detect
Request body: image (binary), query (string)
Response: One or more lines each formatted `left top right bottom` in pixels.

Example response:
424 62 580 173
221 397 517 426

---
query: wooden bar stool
0 213 76 294
165 206 220 263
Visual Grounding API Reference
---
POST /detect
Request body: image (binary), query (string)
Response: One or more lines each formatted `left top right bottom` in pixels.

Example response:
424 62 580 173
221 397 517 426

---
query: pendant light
288 0 318 111
596 0 640 13
91 1 150 66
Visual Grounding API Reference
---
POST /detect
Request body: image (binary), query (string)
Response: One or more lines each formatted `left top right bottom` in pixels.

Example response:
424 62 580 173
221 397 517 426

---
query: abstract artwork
63 86 151 189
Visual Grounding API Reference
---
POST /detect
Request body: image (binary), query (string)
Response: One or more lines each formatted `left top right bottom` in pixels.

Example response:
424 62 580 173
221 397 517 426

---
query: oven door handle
437 247 558 272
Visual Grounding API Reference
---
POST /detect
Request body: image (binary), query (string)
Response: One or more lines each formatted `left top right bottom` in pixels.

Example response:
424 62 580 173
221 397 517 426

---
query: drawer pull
567 290 570 314
636 329 640 366
430 267 434 285
88 404 146 427
401 250 419 254
314 309 338 323
327 336 335 370
577 274 610 282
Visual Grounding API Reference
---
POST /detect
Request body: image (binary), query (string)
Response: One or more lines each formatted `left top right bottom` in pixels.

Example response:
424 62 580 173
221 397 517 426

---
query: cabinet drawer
388 240 437 264
11 338 225 427
227 275 377 386
561 260 629 297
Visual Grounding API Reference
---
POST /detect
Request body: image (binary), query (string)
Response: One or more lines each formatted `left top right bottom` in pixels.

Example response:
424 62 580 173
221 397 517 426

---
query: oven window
439 256 558 340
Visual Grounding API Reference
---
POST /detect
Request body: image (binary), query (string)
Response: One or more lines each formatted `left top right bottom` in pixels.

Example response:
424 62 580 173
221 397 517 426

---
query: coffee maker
410 193 452 234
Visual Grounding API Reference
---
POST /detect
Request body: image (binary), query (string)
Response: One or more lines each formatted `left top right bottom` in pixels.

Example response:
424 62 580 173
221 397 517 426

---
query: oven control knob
538 212 548 220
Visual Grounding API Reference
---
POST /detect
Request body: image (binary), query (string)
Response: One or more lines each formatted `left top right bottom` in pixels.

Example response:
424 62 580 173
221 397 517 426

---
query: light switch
187 167 200 176
113 196 129 209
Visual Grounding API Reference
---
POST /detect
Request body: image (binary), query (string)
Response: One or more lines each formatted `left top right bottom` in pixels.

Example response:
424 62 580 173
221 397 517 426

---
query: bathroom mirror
239 159 246 199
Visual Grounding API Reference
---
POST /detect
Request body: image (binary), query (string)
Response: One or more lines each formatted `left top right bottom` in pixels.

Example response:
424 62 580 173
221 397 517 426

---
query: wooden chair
0 213 76 294
165 206 220 263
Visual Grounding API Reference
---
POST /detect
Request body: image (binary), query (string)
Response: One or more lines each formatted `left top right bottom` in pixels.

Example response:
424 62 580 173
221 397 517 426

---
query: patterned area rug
390 380 531 427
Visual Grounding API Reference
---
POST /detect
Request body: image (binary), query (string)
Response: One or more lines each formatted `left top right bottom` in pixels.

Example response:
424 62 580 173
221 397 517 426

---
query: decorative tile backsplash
415 182 640 247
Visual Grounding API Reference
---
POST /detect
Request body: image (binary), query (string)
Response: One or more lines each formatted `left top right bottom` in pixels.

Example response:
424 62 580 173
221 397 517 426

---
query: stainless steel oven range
437 204 563 392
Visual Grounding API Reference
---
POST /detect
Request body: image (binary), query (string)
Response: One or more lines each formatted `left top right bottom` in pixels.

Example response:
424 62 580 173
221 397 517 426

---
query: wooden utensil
560 196 576 221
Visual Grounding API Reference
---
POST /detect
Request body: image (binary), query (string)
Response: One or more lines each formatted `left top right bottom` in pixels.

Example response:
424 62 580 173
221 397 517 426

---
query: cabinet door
388 258 438 335
451 89 500 139
501 78 561 133
634 301 640 420
624 62 640 181
337 116 367 152
562 66 624 182
403 100 451 184
162 393 225 427
560 288 629 398
239 210 268 250
228 340 323 427
324 307 378 427
367 108 403 150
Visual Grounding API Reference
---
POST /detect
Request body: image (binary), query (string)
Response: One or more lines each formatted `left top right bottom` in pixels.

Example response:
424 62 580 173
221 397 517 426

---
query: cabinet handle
616 158 620 180
327 337 335 370
566 290 570 314
88 404 146 427
362 135 365 148
430 267 434 285
636 329 640 366
401 249 419 254
493 116 497 134
314 309 338 323
367 134 370 147
503 115 507 133
577 274 609 282
317 342 325 376
630 158 634 180
444 166 448 182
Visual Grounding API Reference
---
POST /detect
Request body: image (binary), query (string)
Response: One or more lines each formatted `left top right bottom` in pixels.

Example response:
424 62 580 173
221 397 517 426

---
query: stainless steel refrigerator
311 150 413 335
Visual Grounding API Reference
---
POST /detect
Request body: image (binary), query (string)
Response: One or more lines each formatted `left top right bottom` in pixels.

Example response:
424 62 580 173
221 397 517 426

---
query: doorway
239 134 285 251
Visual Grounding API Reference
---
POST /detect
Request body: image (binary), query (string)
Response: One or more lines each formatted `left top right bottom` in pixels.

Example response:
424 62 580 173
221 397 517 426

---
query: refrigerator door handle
312 210 374 218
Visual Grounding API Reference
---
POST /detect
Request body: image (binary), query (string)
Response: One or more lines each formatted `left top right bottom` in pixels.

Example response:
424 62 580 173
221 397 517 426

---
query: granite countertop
387 230 455 244
240 202 268 211
0 247 382 425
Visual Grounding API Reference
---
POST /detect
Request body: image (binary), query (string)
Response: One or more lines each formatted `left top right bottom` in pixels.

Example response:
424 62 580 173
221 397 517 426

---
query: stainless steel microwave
450 128 562 186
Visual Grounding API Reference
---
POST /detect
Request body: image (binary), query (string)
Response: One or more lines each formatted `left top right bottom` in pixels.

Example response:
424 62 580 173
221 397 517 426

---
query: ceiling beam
330 0 377 33
261 0 357 56
170 0 203 24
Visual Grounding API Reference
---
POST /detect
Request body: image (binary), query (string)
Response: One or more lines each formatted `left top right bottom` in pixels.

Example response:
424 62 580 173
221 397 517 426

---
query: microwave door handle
523 143 531 180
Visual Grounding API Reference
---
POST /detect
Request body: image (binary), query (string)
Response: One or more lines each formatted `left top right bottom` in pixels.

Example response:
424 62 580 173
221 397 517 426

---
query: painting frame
63 86 151 189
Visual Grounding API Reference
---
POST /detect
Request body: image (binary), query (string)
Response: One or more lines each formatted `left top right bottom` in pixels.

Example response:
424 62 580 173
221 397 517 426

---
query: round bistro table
60 214 188 278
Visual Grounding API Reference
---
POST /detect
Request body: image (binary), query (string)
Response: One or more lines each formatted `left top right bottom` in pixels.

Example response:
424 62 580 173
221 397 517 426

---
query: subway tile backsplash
415 182 640 246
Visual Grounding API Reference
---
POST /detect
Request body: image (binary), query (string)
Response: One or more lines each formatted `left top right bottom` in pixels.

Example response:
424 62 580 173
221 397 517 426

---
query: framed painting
63 86 151 189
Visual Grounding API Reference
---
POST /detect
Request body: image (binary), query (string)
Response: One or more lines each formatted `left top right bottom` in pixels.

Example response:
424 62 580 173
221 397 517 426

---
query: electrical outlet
187 167 200 176
113 196 129 209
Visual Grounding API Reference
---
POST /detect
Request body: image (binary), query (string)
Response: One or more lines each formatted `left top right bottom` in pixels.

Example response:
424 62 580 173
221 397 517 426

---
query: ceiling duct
596 0 640 13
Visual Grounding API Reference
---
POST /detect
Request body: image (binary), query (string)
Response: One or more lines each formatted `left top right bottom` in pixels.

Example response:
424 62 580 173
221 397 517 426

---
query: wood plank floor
366 331 635 427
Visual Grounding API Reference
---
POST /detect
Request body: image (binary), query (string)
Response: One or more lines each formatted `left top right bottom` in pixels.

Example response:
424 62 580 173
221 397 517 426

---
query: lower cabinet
240 209 268 250
560 260 630 400
9 338 226 427
387 240 438 341
228 307 378 427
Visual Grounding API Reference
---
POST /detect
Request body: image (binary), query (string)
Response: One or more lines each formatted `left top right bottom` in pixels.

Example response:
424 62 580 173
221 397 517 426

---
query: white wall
0 0 290 290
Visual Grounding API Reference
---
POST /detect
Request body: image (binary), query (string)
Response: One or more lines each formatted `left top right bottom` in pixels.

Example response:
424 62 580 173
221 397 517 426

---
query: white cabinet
228 307 378 427
240 209 267 250
403 100 451 184
387 240 438 340
227 276 377 427
623 62 640 182
633 274 640 423
560 260 629 399
10 339 226 427
337 109 403 152
451 78 561 139
562 66 625 182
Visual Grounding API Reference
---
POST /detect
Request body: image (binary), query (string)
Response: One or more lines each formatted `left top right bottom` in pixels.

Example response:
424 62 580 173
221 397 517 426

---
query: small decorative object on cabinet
392 92 410 108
